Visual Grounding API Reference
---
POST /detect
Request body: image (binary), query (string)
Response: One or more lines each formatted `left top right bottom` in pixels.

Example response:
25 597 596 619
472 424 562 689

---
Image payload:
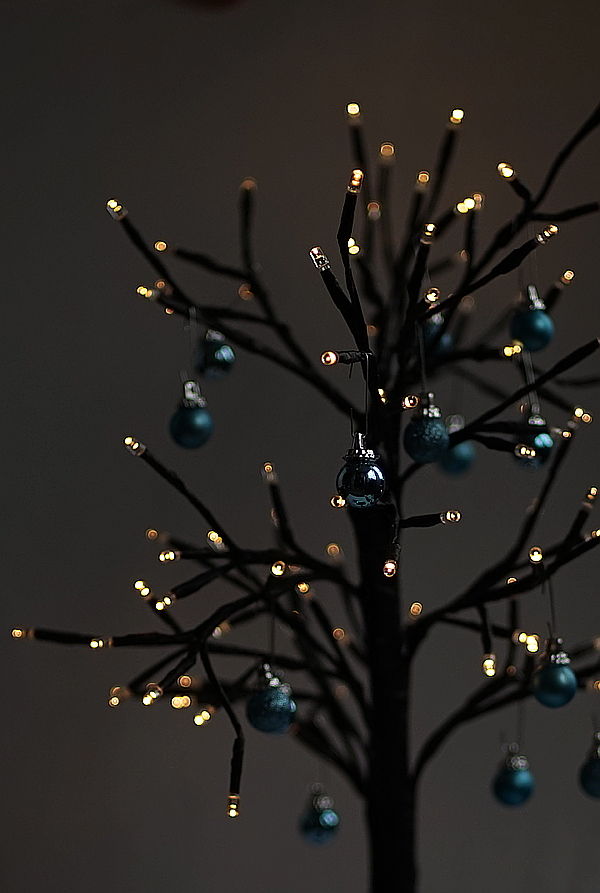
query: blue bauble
404 417 449 463
438 440 476 475
336 461 385 508
169 405 214 448
493 766 535 806
299 807 340 844
194 331 236 380
515 429 554 469
532 663 578 708
510 309 555 352
246 686 296 734
580 759 600 797
423 315 453 355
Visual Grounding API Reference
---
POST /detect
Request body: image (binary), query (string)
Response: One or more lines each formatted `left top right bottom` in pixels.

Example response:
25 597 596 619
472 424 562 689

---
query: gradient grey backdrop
3 1 600 891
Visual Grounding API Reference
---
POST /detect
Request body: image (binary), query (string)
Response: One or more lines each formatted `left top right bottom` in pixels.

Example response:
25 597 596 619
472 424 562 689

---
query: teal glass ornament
423 312 453 355
509 284 554 352
580 734 600 798
194 329 236 380
532 642 578 708
336 433 385 508
493 749 535 806
169 380 213 448
299 785 340 845
515 413 554 469
438 440 476 475
404 394 449 463
246 664 296 734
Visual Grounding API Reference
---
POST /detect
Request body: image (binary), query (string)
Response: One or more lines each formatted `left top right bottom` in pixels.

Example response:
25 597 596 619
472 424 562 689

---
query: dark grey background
3 1 600 891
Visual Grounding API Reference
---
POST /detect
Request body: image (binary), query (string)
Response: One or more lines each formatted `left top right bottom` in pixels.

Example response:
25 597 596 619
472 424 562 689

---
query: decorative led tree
12 101 600 893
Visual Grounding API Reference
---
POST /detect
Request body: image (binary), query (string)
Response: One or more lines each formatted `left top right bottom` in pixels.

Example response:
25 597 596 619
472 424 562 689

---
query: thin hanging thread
544 575 558 639
416 323 429 395
521 350 540 415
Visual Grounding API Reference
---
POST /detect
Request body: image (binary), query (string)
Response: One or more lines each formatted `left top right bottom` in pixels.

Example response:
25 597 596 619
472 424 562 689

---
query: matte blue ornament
194 329 236 380
509 284 554 352
246 665 296 734
493 750 535 806
532 643 578 708
515 414 554 469
299 785 340 845
169 380 214 448
336 433 385 508
403 394 449 463
579 734 600 798
438 440 476 475
423 313 453 356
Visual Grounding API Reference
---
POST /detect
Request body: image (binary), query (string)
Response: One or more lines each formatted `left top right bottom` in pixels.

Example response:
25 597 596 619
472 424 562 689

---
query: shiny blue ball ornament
336 433 385 508
438 440 476 475
169 380 213 449
579 734 600 798
299 786 340 845
194 329 236 380
493 752 535 806
423 313 453 355
404 395 449 463
532 659 578 708
509 284 554 352
246 666 296 734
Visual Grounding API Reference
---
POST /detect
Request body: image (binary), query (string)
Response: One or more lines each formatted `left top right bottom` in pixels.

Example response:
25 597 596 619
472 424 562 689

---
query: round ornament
532 644 577 708
403 394 449 463
492 749 534 806
246 665 296 734
194 329 236 380
299 785 340 845
438 440 476 475
336 432 385 508
423 313 453 356
509 284 554 352
169 380 213 448
580 734 600 798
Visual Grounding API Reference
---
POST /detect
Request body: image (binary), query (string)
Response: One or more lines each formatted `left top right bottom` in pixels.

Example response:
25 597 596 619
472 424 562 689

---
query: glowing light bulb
497 162 516 180
441 510 461 524
145 528 159 540
506 577 517 585
321 350 339 366
271 561 286 577
515 444 536 459
449 108 465 125
106 199 127 219
330 495 346 508
526 635 540 653
332 628 346 640
262 462 277 484
463 197 476 210
561 270 575 284
409 602 423 616
346 102 361 118
309 247 331 271
143 684 162 704
171 695 192 709
212 622 230 638
123 436 146 456
159 550 180 562
207 530 225 550
421 222 436 244
11 628 29 639
574 406 593 424
367 201 381 220
424 287 440 305
528 546 543 564
296 582 310 594
178 675 193 688
380 142 395 158
228 794 240 818
348 238 361 255
455 201 469 215
348 169 364 194
238 283 254 300
483 654 497 677
154 240 168 252
416 170 430 186
326 543 342 559
535 224 559 244
90 638 110 649
402 395 419 410
155 594 175 611
383 559 397 578
194 707 215 726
